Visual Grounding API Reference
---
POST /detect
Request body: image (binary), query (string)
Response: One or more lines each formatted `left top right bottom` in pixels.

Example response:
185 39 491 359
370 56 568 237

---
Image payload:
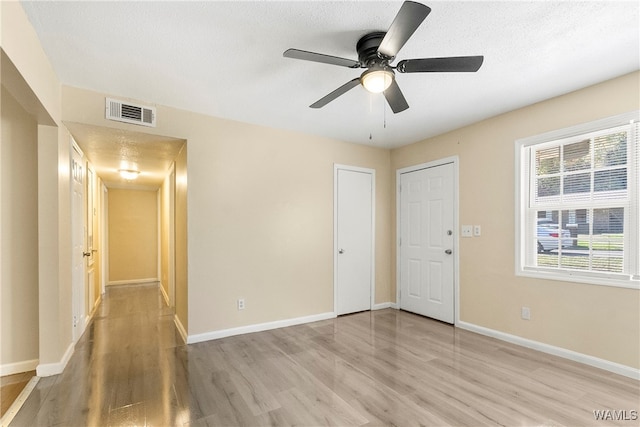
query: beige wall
185 117 391 334
87 166 102 312
175 146 188 331
391 71 640 369
0 2 60 122
1 86 39 368
1 1 73 374
61 85 393 338
108 188 159 283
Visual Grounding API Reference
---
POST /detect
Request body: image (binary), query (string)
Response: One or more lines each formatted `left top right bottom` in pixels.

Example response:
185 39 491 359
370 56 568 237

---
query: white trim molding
160 282 170 306
0 359 39 376
1 376 39 427
373 302 393 310
36 342 74 377
174 314 188 344
457 321 639 380
187 312 336 345
107 278 158 286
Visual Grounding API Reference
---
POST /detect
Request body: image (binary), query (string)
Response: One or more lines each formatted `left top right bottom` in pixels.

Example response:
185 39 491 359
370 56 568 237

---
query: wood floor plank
10 283 639 427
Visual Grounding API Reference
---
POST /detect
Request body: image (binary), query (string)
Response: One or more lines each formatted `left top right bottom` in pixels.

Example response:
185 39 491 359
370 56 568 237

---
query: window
516 111 639 288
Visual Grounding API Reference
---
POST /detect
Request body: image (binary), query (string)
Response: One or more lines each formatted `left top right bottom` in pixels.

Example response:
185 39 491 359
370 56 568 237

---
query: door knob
83 251 91 257
338 248 345 254
445 249 452 255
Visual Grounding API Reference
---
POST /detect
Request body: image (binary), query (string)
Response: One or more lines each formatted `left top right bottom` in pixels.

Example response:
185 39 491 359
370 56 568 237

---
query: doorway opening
66 122 187 344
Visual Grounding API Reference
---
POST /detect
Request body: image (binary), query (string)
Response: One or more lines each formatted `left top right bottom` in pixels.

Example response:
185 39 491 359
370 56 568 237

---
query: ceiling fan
283 1 484 113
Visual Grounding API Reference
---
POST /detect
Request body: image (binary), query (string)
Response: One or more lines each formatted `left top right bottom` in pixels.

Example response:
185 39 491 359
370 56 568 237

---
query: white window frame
515 111 639 289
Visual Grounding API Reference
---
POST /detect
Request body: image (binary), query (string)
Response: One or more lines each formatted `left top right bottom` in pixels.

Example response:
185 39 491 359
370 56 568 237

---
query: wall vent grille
105 98 156 127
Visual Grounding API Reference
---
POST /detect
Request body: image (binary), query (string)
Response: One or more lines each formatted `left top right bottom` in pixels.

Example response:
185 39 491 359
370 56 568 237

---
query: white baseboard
107 278 158 286
1 376 39 427
160 283 170 306
187 312 336 344
36 342 74 377
0 358 38 376
457 321 640 380
373 302 400 310
174 314 187 344
373 302 391 310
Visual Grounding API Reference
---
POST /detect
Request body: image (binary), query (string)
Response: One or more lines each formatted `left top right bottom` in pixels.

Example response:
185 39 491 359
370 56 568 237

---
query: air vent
105 98 156 127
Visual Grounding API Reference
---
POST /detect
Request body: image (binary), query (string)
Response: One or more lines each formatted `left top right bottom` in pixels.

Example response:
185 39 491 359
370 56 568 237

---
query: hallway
10 283 182 426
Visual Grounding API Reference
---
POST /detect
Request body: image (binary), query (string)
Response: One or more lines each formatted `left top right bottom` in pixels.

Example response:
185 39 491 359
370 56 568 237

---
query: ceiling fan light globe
361 68 394 93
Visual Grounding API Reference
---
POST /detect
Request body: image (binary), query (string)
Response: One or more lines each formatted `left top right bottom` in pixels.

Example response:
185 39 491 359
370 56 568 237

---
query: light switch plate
461 225 473 237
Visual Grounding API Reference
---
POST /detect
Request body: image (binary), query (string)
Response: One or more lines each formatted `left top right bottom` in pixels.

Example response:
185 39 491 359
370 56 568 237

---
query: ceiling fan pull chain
384 100 387 129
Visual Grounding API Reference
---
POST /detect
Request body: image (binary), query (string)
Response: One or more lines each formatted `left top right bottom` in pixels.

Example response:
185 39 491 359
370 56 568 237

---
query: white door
86 163 96 314
335 166 374 316
71 140 87 341
399 163 455 323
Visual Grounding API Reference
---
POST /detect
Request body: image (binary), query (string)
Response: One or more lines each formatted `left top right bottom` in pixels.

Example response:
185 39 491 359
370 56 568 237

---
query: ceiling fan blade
397 56 484 73
283 49 360 68
383 80 409 114
377 1 431 60
310 78 361 109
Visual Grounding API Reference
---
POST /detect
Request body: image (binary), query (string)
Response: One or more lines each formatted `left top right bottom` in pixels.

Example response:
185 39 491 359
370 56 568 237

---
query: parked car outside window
537 220 573 253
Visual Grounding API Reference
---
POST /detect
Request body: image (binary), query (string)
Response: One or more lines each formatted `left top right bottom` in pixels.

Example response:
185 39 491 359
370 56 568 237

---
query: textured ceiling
21 1 640 152
66 122 185 189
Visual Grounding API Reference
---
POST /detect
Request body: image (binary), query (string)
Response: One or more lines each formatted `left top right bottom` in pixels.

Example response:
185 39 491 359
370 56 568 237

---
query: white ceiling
21 1 639 152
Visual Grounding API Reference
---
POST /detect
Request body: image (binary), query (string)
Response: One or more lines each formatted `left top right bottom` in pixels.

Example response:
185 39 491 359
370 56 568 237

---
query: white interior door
335 166 374 316
71 140 87 341
86 163 96 314
399 162 455 323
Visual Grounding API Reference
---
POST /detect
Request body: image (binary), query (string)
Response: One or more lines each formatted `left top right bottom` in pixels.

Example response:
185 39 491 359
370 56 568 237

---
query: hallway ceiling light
119 169 140 180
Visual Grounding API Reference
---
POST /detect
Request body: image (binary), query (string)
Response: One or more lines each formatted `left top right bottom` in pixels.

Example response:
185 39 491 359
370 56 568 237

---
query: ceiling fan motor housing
356 32 390 66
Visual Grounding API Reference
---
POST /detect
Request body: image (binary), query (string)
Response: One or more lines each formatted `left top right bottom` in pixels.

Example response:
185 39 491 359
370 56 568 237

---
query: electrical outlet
237 298 245 310
461 225 473 237
473 225 482 236
521 306 531 320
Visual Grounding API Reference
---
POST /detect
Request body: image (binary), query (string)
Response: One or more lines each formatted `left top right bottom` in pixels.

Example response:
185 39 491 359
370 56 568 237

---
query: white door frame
71 137 88 342
396 156 460 325
101 183 108 295
169 165 176 307
86 162 96 315
334 164 376 315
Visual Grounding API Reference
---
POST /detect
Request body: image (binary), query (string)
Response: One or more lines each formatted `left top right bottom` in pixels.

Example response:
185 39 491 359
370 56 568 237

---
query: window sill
517 267 640 290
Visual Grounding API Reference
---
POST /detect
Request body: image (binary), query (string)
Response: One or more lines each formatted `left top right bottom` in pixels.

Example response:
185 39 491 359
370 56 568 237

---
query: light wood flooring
1 370 35 418
10 283 639 426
